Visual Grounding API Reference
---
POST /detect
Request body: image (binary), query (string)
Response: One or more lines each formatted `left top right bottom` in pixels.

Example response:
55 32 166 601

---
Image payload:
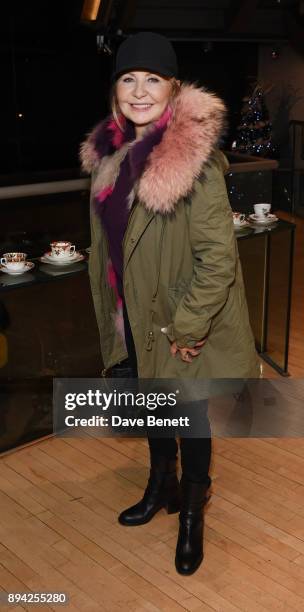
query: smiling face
115 71 174 136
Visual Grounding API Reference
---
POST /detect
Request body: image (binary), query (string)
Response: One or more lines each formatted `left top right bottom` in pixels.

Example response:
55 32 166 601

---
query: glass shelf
0 220 295 454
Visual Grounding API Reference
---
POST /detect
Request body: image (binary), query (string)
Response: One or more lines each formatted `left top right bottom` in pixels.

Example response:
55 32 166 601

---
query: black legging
122 299 211 485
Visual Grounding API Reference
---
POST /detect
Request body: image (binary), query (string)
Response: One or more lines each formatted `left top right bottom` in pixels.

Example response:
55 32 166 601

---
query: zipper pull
145 330 154 351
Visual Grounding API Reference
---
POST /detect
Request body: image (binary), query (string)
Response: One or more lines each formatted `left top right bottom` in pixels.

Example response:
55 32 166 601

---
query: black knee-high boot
175 476 211 575
118 455 181 526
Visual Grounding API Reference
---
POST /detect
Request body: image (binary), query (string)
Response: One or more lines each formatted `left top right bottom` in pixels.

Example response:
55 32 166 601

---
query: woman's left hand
170 338 207 362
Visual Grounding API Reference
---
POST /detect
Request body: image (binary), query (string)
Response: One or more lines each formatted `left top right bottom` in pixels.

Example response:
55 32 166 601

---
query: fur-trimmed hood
80 83 227 214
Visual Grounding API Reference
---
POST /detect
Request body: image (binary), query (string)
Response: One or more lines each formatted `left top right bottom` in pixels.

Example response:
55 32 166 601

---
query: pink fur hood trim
81 83 227 214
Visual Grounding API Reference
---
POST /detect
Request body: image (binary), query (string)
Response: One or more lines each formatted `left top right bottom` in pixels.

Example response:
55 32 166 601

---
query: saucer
39 252 85 266
249 213 278 225
0 261 35 276
44 250 78 261
233 220 251 231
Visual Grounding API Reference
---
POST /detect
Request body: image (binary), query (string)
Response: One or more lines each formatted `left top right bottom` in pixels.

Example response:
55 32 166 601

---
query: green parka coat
81 84 260 379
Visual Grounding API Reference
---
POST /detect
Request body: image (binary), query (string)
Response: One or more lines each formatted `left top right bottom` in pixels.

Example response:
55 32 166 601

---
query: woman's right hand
170 338 207 363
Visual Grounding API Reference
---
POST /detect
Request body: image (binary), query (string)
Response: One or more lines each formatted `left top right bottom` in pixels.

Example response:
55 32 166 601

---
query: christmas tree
233 82 277 158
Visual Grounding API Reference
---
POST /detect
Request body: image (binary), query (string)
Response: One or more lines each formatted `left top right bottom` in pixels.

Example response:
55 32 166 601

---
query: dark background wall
3 0 303 181
259 45 304 159
1 1 109 178
0 1 258 181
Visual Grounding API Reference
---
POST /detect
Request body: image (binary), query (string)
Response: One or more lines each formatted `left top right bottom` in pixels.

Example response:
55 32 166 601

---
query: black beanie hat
113 32 178 81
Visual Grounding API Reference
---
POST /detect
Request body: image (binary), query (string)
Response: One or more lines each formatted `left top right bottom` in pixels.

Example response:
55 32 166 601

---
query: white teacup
232 212 246 226
50 241 75 259
1 252 27 271
254 203 271 218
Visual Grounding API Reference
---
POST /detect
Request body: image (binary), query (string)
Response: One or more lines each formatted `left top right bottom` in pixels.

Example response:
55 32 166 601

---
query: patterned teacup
253 203 271 218
232 212 246 226
50 241 76 259
1 252 27 271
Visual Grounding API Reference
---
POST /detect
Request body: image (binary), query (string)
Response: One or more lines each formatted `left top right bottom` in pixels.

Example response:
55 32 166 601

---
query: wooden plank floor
1 434 304 611
1 212 304 611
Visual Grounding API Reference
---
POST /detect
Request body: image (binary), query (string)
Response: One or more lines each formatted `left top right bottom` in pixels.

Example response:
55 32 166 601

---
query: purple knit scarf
93 107 172 299
94 106 172 209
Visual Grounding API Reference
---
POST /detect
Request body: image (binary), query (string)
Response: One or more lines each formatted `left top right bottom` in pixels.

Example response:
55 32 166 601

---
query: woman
80 31 259 575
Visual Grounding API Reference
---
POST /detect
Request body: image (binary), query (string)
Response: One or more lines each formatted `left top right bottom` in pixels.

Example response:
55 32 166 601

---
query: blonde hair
110 77 181 131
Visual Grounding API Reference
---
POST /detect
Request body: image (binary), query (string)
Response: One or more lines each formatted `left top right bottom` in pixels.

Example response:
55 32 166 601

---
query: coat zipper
152 217 166 302
122 203 166 352
122 199 138 258
145 217 166 351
